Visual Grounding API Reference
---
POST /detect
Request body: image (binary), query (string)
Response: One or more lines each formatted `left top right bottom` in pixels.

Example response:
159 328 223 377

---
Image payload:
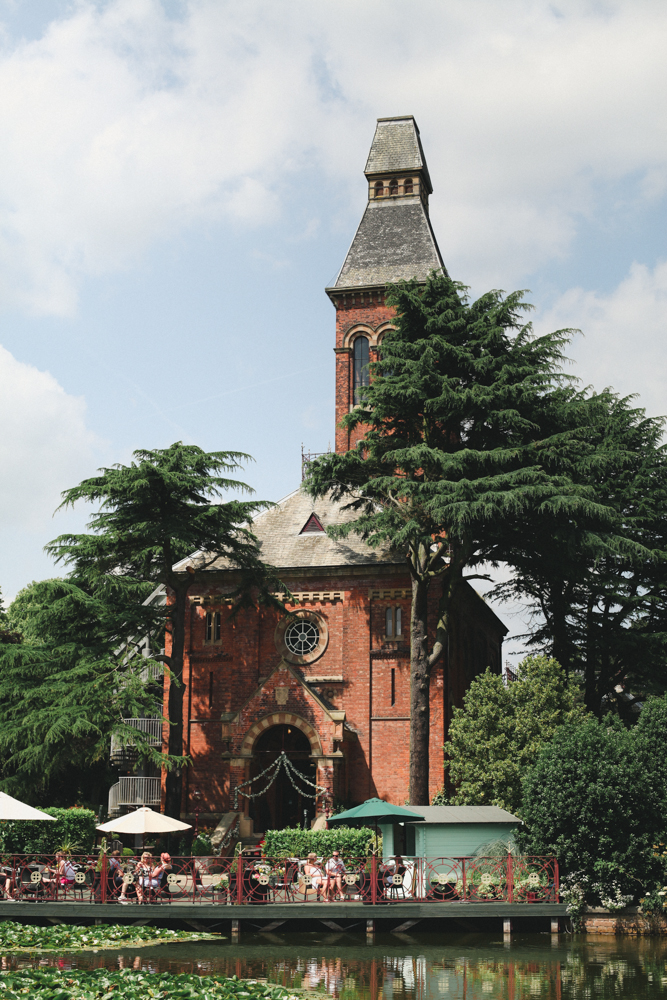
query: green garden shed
379 805 521 860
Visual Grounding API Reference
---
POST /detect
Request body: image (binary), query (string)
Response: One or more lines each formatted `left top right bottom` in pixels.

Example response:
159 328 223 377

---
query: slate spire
328 116 446 295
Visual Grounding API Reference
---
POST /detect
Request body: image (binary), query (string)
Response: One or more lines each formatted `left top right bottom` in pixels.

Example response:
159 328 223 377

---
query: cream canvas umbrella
97 807 191 835
0 791 56 821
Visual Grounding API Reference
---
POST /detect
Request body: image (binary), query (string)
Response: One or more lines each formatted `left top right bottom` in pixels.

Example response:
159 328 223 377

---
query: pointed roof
328 115 446 295
365 116 433 192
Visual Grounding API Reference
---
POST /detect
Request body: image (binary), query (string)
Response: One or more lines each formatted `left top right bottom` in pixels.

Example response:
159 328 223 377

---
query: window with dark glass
374 181 384 197
404 177 413 194
205 611 221 643
353 336 370 404
389 178 398 195
385 607 393 637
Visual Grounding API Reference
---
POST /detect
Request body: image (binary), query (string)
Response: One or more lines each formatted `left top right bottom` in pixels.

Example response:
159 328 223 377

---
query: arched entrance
249 724 318 832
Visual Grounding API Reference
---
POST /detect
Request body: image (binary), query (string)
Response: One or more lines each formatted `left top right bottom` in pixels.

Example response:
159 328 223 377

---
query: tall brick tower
326 116 446 453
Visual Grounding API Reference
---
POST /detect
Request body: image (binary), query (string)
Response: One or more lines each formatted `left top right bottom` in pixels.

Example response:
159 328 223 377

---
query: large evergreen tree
46 443 282 818
0 579 160 805
494 391 667 714
304 273 605 803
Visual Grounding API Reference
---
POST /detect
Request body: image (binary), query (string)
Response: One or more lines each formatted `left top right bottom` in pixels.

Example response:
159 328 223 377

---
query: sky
0 0 666 656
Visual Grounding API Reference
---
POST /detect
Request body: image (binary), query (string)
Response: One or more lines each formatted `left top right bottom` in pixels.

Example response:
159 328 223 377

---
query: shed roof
392 806 520 825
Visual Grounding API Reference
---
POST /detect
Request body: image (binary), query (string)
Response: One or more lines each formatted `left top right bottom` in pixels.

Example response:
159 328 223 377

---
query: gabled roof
365 116 433 192
174 488 403 573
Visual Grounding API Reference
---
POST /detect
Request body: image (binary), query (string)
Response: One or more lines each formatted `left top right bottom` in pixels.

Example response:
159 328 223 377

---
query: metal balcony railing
108 776 161 816
110 718 162 762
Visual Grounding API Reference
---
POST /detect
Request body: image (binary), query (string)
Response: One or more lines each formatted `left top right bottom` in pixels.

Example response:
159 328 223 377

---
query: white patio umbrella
97 807 191 835
0 791 56 821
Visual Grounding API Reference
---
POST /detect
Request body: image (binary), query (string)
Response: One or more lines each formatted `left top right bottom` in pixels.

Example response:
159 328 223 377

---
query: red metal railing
0 853 559 905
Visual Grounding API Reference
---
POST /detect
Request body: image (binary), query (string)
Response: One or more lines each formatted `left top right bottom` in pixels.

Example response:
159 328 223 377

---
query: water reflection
1 934 667 997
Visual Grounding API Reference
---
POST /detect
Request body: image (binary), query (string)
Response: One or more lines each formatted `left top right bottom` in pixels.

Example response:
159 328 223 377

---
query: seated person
43 852 76 891
135 852 172 903
302 853 324 900
324 850 346 901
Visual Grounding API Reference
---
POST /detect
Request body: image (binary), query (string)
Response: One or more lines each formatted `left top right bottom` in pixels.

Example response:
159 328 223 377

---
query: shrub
0 807 97 855
262 826 378 859
521 716 663 893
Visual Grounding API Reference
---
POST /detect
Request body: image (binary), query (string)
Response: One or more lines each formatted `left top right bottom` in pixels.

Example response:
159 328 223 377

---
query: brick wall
162 571 504 822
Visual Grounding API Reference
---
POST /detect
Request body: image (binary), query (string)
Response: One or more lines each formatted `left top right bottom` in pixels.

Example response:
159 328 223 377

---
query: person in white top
303 852 324 900
324 850 346 901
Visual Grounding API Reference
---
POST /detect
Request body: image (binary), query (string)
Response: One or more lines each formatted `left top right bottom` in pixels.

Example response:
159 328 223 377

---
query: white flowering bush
560 871 590 930
593 881 633 913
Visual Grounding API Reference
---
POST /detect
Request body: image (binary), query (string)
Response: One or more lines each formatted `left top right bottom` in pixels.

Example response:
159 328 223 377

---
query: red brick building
164 117 507 831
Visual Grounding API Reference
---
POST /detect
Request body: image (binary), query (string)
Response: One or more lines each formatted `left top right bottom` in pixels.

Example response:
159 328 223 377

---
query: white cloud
0 0 665 310
0 345 98 528
535 259 667 419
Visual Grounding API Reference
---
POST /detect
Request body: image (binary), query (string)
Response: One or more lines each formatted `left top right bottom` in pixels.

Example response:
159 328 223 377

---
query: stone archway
241 714 323 833
241 712 323 757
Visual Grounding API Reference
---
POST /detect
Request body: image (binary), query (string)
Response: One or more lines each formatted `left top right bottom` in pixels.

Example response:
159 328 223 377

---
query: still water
4 931 667 998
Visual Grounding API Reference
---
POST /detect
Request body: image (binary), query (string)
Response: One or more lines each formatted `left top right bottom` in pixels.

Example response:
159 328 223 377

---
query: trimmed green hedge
262 826 379 859
0 807 97 854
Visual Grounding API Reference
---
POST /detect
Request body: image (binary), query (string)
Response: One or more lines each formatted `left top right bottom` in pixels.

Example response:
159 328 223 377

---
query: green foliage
430 786 450 805
305 273 611 802
521 709 667 891
45 442 284 817
0 807 97 854
493 391 667 716
262 826 378 859
191 830 213 856
0 579 163 805
447 655 586 814
0 921 218 951
0 968 300 999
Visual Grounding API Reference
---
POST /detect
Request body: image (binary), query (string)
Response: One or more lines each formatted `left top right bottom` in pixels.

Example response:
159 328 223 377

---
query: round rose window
284 618 320 657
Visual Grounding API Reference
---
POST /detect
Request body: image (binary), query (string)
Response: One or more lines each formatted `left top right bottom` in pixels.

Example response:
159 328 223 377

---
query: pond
2 930 667 998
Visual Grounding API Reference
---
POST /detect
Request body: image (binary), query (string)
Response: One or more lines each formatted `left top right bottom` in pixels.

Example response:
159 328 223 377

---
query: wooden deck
0 898 567 930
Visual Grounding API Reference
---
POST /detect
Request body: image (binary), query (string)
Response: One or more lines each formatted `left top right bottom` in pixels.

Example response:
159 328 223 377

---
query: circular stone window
275 611 328 665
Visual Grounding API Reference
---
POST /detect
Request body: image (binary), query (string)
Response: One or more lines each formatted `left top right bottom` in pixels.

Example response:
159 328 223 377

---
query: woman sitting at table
302 853 324 901
42 852 76 891
136 852 172 904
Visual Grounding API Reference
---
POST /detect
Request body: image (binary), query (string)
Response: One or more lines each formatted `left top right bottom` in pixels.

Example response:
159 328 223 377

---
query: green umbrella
327 797 424 851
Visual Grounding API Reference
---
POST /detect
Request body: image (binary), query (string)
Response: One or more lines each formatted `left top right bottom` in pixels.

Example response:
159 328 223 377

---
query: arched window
385 607 393 637
389 178 398 196
374 181 384 198
353 336 370 404
404 177 413 194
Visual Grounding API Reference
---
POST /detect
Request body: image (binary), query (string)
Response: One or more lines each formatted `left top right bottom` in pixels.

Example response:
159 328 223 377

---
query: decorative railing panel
0 854 558 905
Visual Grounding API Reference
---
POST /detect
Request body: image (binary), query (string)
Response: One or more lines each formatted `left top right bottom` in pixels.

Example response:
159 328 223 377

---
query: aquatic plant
0 921 219 951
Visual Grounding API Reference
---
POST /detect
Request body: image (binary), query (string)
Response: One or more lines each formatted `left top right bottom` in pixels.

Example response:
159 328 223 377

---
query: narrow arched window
374 181 384 198
385 607 393 637
404 177 413 194
395 607 402 636
353 336 370 404
389 178 398 196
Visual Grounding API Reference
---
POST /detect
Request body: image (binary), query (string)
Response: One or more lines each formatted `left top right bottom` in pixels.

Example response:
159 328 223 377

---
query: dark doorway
249 724 317 832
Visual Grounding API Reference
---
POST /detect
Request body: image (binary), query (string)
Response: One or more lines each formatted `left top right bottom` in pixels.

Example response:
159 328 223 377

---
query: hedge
262 826 379 859
0 807 97 854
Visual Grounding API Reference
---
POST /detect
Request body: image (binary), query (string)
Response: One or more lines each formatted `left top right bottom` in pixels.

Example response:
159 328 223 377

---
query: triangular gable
230 660 341 729
300 512 325 534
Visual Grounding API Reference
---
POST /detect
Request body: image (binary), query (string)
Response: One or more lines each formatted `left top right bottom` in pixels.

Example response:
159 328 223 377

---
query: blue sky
1 0 666 656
